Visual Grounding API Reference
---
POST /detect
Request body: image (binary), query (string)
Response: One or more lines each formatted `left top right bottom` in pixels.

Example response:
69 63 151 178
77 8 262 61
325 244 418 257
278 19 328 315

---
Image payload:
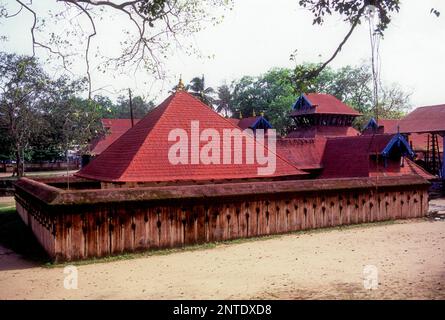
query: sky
1 0 444 109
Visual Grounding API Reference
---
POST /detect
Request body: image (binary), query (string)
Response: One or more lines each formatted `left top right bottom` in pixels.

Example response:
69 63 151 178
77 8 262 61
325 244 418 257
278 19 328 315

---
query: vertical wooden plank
70 213 84 260
267 201 277 235
133 208 146 251
85 210 97 258
237 202 247 238
227 203 238 240
195 204 206 244
249 201 260 237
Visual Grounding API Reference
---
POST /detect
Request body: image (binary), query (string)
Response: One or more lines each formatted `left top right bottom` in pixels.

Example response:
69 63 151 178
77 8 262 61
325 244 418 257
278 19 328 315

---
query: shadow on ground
0 208 49 270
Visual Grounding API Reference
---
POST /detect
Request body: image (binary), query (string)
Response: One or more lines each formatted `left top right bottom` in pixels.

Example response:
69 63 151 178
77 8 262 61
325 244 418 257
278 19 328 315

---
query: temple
13 88 435 261
77 91 306 187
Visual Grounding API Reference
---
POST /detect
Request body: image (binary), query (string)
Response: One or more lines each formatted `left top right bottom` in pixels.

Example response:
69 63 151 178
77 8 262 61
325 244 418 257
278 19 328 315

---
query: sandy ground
0 217 444 300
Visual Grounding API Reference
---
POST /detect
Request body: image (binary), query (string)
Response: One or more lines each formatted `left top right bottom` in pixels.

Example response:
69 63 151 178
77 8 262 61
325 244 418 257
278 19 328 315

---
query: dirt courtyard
0 217 444 300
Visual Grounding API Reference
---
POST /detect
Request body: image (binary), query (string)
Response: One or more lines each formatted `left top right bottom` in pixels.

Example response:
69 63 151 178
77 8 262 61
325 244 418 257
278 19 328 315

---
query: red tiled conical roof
77 91 306 182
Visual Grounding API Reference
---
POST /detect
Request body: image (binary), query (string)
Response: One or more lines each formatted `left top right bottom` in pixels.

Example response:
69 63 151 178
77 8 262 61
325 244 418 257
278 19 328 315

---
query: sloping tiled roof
397 104 445 134
277 133 429 179
362 117 443 153
90 119 141 155
227 116 273 131
291 93 361 116
369 158 436 180
227 118 240 126
77 91 306 183
320 134 400 179
236 116 260 130
376 119 400 133
276 138 326 170
286 126 360 138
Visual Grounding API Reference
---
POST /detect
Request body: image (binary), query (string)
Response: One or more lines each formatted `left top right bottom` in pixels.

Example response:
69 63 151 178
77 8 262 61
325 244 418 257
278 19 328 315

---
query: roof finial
260 111 264 117
239 111 243 119
252 109 256 117
176 75 185 91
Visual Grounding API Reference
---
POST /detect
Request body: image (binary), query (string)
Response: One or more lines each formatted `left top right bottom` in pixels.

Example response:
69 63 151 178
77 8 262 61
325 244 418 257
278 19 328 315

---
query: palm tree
215 84 233 117
187 75 215 107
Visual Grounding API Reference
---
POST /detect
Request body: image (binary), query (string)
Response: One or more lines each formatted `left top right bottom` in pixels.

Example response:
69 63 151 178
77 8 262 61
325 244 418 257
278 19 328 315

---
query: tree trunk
15 148 24 177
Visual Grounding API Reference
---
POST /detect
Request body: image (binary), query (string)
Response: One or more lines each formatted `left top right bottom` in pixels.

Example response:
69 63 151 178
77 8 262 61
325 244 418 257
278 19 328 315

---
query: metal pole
442 133 445 195
432 134 437 176
442 133 445 179
129 88 134 127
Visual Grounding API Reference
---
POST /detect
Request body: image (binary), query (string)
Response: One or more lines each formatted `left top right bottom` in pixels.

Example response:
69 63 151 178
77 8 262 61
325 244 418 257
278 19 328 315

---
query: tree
187 75 215 107
230 64 411 135
295 1 441 91
215 84 233 117
0 1 231 98
55 98 106 156
0 53 50 176
231 69 297 135
35 74 104 161
0 125 13 165
0 52 110 173
114 95 155 119
92 95 116 118
299 63 373 114
231 76 265 118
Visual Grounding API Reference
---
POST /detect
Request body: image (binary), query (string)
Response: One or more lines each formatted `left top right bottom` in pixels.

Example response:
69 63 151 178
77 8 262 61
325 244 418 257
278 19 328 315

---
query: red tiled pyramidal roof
77 91 306 183
90 119 141 155
291 93 361 116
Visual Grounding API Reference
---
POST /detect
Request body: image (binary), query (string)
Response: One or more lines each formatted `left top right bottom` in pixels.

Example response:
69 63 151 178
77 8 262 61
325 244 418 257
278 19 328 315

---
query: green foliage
186 75 215 107
298 0 401 36
215 84 232 117
229 68 297 135
0 52 53 174
113 95 155 119
0 52 158 163
227 63 410 134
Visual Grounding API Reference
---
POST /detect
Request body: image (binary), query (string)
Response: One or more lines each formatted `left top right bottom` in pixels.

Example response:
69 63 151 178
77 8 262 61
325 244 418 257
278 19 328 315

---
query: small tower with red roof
286 93 361 138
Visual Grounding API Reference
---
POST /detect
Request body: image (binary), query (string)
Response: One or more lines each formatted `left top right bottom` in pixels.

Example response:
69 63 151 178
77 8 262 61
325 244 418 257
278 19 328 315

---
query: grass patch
0 204 15 211
45 218 404 268
0 207 50 263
